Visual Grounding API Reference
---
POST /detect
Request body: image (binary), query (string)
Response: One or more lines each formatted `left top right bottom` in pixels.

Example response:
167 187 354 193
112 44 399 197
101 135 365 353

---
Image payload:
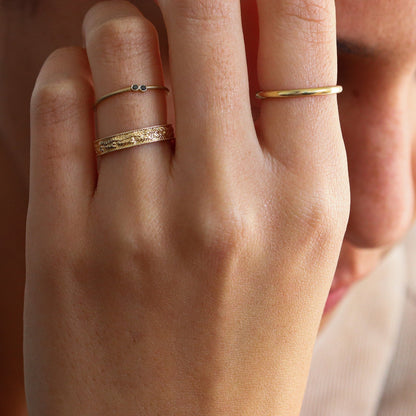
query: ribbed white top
300 225 416 415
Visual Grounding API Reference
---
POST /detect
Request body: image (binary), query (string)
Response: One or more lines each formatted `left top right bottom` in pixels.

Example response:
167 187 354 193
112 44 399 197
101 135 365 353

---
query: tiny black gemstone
140 85 147 92
131 84 139 91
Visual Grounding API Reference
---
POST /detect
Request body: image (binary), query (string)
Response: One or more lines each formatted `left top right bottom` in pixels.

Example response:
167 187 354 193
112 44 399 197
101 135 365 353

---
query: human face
242 0 416 322
327 0 416 315
292 0 416 320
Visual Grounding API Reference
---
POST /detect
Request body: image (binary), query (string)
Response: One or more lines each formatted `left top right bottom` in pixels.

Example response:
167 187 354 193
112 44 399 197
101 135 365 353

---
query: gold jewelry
94 84 170 109
94 124 175 156
256 85 343 99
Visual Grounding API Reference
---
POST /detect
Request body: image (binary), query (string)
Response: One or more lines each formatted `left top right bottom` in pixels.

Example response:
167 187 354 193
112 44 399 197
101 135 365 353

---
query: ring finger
82 0 172 207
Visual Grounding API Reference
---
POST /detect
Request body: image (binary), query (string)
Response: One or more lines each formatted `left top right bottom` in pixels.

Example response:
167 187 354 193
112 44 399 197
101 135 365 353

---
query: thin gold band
94 124 175 156
94 84 170 110
256 85 343 99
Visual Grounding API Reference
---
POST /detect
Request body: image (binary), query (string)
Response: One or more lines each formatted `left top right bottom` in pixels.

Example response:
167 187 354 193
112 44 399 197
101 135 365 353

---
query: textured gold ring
94 84 170 110
94 124 175 156
256 85 343 99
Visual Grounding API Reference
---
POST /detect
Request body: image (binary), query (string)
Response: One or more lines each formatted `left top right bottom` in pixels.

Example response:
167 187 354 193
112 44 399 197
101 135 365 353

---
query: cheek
339 85 415 248
346 147 415 248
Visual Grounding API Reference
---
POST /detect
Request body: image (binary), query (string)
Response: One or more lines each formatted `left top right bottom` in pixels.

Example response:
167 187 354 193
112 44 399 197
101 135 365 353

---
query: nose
339 74 415 248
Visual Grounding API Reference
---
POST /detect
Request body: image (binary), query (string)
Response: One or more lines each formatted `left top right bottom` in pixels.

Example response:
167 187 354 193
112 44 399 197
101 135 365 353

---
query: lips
323 262 373 314
323 262 357 315
323 240 385 315
324 284 350 314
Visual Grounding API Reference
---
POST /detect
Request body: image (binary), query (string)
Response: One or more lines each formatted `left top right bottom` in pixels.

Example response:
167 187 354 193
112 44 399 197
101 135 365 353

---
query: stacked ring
94 83 170 110
93 83 342 157
94 124 175 156
94 82 174 157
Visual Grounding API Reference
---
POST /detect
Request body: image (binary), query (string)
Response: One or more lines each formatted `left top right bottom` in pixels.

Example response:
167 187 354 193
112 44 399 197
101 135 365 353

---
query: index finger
256 0 342 172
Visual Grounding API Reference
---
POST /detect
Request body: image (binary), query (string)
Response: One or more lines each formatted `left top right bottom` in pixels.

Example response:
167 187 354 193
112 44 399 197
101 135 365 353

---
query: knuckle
170 0 237 27
94 210 167 270
88 15 158 65
279 0 335 44
31 75 90 126
284 0 332 22
133 221 167 259
192 204 250 258
294 189 349 241
44 45 83 63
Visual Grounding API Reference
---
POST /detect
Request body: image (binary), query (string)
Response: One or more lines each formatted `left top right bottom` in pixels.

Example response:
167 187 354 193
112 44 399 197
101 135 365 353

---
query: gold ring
94 124 175 156
94 84 170 110
256 85 343 99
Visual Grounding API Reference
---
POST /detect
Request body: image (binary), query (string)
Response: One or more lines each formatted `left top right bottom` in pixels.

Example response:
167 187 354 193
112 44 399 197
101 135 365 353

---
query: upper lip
329 240 393 293
329 263 370 293
329 279 353 294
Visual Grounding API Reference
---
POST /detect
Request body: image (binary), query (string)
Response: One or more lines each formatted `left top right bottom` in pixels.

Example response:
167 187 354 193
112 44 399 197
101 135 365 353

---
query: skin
0 0 416 414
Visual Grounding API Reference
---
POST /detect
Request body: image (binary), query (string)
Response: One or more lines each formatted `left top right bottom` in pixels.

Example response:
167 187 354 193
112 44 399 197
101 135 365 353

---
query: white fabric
300 225 416 415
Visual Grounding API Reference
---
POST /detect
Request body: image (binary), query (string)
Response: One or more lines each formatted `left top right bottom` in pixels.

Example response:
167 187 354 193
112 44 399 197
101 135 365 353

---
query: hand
24 1 350 414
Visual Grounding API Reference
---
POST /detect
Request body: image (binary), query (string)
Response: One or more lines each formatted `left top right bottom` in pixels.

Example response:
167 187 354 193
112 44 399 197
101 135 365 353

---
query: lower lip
324 286 349 314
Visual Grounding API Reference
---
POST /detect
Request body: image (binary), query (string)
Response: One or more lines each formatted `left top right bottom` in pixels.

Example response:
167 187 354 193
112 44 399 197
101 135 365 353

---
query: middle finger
158 0 260 178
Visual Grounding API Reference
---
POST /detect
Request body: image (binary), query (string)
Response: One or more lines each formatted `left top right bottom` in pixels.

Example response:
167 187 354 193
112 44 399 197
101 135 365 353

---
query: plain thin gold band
94 84 170 110
256 85 343 99
94 124 175 156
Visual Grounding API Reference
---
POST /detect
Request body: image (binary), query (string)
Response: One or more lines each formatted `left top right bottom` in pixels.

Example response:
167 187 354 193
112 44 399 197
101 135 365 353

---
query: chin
319 238 393 331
